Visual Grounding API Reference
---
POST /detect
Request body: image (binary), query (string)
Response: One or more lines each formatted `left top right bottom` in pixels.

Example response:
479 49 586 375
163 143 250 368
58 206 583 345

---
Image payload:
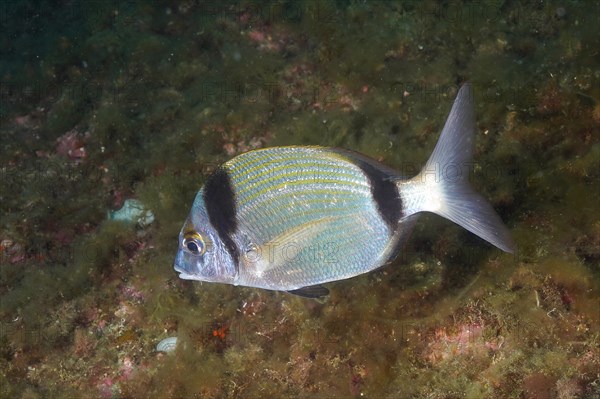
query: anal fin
287 285 330 298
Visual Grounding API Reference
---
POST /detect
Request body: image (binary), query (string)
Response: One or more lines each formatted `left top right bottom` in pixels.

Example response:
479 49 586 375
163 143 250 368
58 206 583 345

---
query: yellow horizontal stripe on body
225 146 327 173
231 159 361 191
239 177 370 205
227 147 354 180
238 193 377 242
225 149 312 177
238 188 366 215
229 155 357 185
240 195 368 224
234 167 367 199
227 156 295 180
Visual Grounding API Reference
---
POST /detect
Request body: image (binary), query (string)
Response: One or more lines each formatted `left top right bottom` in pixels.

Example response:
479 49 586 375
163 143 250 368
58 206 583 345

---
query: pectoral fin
248 217 336 275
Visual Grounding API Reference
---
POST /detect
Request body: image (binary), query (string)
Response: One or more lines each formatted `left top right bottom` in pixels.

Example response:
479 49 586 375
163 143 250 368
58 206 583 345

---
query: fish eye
185 239 201 253
182 232 205 256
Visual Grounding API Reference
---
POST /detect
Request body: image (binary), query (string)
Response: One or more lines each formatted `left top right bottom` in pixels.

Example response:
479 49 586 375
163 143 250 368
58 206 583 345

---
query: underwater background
1 1 598 398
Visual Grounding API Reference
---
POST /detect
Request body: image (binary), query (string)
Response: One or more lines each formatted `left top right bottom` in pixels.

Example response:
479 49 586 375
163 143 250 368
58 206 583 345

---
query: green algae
1 0 599 398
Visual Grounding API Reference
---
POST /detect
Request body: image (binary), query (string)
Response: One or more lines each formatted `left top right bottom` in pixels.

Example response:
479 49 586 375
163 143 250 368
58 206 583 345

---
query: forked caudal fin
399 83 515 253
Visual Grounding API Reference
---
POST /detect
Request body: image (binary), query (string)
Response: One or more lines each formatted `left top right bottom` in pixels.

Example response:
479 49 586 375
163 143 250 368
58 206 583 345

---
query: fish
174 83 514 298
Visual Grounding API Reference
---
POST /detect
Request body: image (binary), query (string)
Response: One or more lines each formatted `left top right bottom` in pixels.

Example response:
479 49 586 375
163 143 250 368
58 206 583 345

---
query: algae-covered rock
107 199 155 227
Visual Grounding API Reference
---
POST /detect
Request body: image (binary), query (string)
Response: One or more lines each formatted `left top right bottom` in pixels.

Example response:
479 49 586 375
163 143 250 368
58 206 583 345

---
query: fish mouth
174 263 196 280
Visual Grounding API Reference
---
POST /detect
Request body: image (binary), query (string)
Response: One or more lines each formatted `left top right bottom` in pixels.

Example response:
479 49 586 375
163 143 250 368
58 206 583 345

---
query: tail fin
400 83 515 253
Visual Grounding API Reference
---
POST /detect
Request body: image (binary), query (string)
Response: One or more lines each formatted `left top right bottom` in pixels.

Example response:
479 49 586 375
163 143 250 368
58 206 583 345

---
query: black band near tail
355 160 403 230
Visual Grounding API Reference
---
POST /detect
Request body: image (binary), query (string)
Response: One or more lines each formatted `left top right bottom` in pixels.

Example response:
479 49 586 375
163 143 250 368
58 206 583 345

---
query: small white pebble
156 337 178 353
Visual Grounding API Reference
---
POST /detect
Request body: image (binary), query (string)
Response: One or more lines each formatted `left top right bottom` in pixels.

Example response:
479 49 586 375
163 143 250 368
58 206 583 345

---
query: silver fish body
174 84 514 296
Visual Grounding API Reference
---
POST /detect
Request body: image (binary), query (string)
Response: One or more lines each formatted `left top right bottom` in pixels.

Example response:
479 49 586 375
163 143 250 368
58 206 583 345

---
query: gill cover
173 192 237 284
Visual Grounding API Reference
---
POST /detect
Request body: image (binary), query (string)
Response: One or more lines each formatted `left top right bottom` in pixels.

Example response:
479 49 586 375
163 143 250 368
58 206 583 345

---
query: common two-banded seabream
174 83 515 297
